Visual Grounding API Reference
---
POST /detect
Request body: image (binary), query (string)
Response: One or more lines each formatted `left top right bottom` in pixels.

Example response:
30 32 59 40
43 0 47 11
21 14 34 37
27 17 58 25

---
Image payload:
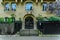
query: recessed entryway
25 16 34 29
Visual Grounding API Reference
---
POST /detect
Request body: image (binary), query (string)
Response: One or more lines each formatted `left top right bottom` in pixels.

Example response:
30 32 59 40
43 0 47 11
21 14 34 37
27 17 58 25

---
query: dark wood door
25 17 34 29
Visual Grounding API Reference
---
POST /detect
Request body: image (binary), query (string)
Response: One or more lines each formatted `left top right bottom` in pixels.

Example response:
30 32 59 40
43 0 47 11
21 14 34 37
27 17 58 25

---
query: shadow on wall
37 21 60 34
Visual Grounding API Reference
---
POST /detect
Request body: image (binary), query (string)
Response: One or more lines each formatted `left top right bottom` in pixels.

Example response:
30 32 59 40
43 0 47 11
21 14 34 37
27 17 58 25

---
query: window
42 2 48 11
4 2 16 11
11 3 16 11
4 3 10 11
25 2 33 12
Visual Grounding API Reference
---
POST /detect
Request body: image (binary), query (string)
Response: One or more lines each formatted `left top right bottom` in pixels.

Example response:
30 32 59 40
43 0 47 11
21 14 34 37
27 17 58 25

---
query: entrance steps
20 29 39 36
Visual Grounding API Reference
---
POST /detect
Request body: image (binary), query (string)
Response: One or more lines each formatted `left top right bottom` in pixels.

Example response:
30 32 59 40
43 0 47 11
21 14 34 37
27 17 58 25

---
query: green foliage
36 15 48 21
48 16 60 21
36 15 60 21
0 18 4 22
11 14 15 17
36 15 44 21
5 17 15 23
7 18 13 23
36 17 43 20
1 2 4 5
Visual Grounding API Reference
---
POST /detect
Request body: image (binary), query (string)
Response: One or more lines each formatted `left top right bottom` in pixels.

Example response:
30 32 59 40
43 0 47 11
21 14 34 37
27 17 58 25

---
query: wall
0 0 56 21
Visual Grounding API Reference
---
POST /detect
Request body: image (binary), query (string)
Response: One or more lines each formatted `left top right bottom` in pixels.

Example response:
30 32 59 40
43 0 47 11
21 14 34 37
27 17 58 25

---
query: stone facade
0 0 56 20
0 0 57 35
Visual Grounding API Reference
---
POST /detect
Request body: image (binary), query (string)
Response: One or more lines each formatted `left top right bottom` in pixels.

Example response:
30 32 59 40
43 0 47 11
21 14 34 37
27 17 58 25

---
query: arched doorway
22 14 37 30
25 16 34 29
20 14 38 36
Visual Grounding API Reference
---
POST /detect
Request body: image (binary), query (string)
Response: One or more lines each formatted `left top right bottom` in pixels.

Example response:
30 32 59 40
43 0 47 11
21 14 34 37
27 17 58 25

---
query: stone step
20 29 39 36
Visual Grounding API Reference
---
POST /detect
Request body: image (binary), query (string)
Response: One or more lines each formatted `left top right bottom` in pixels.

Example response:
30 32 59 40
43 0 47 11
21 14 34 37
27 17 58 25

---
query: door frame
22 14 37 30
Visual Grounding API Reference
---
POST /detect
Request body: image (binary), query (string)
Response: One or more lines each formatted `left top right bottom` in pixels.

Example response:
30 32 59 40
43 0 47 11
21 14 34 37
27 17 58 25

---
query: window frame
25 2 33 12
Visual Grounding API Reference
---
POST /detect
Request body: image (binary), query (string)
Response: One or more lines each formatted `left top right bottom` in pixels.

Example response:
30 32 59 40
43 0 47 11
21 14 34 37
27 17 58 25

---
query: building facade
0 0 60 35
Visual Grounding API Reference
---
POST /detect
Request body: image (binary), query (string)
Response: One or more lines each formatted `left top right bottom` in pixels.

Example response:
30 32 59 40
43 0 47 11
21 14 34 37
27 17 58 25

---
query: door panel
25 17 34 29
